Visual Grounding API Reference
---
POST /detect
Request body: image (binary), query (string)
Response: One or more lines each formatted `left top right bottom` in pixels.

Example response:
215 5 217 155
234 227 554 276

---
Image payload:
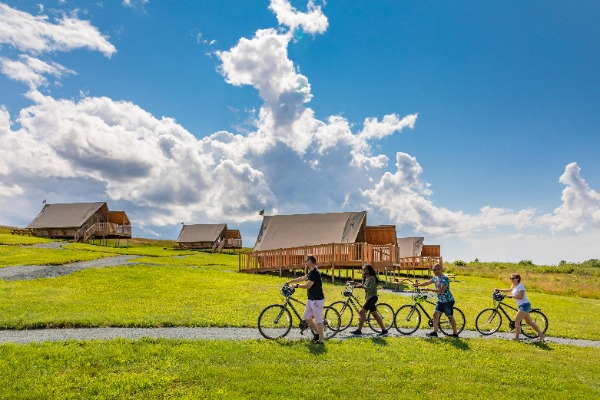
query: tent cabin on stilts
238 211 442 283
25 202 131 244
176 224 242 252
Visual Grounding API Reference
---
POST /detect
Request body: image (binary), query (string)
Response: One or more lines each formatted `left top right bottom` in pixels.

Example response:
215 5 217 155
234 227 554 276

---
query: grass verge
0 338 598 399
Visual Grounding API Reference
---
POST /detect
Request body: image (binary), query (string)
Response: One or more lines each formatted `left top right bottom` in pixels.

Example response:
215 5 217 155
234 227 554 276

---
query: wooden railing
96 222 131 236
239 242 442 274
225 238 243 248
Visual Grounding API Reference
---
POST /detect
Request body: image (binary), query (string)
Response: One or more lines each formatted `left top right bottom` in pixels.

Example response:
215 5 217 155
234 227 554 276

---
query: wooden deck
239 242 442 283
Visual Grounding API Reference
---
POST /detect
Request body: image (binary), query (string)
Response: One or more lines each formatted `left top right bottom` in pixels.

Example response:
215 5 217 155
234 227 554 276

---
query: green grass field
1 339 598 399
1 231 599 398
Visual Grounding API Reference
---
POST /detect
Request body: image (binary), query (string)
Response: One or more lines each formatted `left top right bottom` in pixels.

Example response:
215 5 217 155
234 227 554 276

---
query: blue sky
1 0 599 264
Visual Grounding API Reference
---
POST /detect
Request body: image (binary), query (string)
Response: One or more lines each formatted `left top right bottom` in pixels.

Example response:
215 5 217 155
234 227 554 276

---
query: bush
518 260 534 267
454 260 467 266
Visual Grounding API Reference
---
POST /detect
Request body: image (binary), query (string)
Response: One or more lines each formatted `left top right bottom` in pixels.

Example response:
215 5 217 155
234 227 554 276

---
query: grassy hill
1 226 599 398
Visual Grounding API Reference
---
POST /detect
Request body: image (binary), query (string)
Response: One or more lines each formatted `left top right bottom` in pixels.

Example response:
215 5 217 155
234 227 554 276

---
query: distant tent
253 211 367 251
396 237 425 257
26 202 131 241
176 224 242 251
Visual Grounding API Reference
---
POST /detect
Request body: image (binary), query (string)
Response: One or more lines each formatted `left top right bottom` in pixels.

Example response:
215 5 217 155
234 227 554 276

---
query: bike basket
492 291 505 301
281 285 295 297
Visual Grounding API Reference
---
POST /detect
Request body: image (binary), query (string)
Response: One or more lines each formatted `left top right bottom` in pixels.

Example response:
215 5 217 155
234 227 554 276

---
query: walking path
1 327 598 347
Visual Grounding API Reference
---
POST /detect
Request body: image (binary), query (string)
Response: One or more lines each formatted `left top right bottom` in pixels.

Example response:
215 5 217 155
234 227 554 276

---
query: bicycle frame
280 295 309 329
492 301 519 326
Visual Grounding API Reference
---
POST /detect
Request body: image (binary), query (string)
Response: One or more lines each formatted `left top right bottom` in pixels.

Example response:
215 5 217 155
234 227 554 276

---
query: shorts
303 299 325 324
363 295 379 312
518 302 532 313
435 300 455 317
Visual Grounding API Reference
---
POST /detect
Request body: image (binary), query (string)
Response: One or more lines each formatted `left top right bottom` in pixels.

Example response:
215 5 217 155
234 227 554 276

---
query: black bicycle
475 290 548 338
258 284 341 340
329 281 395 333
394 288 466 335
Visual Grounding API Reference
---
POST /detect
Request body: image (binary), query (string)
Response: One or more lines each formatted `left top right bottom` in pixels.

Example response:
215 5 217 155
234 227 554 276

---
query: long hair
363 264 378 283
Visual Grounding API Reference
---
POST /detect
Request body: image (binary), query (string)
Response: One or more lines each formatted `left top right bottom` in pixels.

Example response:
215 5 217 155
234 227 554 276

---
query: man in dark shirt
286 254 325 344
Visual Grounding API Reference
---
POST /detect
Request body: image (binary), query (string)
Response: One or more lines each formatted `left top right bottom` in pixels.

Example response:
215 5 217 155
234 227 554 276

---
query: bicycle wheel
475 308 502 335
323 306 341 339
394 305 421 335
439 307 466 335
257 304 292 339
521 310 548 339
329 301 354 331
367 303 394 333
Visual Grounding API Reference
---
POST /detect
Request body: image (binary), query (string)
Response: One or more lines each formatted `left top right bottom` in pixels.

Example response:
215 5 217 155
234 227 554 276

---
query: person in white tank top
496 273 545 342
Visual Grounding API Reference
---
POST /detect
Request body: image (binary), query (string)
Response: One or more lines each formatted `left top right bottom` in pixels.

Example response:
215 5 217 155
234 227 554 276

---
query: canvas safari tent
26 202 131 242
176 223 242 252
240 211 442 279
253 212 367 251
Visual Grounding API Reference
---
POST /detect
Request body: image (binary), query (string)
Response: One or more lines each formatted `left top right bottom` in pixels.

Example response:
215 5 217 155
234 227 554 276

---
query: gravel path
0 327 598 347
0 255 141 281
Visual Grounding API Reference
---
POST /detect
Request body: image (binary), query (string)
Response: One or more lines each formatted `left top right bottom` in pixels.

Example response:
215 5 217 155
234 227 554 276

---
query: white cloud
268 0 328 35
0 93 277 225
0 3 116 56
0 55 74 89
539 162 600 232
363 152 537 235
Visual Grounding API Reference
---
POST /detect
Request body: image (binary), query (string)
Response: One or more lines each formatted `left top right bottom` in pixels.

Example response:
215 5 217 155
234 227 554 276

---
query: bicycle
328 281 395 333
258 284 342 340
394 287 466 336
475 290 548 338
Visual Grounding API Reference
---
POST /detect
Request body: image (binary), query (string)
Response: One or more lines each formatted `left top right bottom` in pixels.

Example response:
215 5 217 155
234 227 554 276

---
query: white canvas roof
253 211 366 251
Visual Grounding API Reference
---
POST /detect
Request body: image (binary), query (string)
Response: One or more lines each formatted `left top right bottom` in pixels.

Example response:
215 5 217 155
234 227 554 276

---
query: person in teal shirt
350 264 388 336
413 263 458 338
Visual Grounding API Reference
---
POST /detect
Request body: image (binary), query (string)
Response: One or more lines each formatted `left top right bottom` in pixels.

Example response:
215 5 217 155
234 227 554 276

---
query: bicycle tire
329 300 354 331
394 305 421 335
439 307 466 335
257 304 292 339
323 306 341 339
521 309 548 338
475 308 502 335
367 303 394 333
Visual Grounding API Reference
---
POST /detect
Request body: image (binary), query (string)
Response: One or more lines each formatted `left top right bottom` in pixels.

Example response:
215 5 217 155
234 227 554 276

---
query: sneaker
378 329 389 336
310 337 324 344
312 333 319 342
350 329 363 335
426 331 438 338
448 333 459 338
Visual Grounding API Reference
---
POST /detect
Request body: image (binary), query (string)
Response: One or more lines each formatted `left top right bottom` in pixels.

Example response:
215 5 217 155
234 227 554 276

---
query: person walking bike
495 273 545 342
413 263 458 338
350 264 389 336
286 255 325 344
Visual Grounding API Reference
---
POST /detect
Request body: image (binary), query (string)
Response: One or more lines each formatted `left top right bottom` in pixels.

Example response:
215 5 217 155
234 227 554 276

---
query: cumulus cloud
539 162 600 232
363 152 537 235
268 0 328 35
0 3 116 56
0 93 277 225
